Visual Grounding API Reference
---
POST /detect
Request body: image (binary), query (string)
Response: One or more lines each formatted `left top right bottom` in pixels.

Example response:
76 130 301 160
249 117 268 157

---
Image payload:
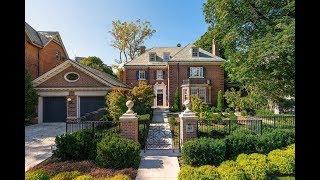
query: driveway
25 123 66 171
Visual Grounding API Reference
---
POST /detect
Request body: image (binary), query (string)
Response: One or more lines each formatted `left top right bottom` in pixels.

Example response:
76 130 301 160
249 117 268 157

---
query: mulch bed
29 156 138 179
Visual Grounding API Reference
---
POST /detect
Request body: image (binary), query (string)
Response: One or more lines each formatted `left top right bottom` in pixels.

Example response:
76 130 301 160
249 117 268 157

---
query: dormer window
149 52 156 61
163 52 170 61
192 47 199 57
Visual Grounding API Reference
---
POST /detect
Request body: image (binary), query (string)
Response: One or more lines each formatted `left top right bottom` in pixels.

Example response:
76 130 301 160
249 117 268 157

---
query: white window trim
163 52 170 61
156 70 163 80
64 72 80 82
189 67 204 78
139 70 146 80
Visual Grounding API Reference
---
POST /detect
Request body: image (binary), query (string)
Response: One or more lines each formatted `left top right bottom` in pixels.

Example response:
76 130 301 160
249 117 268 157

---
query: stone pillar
67 91 77 121
180 100 198 146
119 100 139 142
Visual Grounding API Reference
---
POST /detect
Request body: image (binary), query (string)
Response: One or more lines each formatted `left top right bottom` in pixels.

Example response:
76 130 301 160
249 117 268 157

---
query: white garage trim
37 91 69 123
74 91 108 96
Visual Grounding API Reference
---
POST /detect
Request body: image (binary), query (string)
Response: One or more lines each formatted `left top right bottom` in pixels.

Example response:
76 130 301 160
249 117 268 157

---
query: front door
157 89 163 106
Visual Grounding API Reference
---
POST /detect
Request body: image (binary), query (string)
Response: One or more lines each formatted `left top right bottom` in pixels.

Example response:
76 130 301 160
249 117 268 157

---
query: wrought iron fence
197 115 295 137
138 118 151 150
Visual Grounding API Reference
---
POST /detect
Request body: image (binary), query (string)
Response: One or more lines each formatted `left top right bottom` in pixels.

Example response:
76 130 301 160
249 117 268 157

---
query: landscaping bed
28 156 138 179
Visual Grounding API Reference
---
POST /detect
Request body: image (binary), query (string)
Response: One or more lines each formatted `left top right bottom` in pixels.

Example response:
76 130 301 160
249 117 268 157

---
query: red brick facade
25 38 68 79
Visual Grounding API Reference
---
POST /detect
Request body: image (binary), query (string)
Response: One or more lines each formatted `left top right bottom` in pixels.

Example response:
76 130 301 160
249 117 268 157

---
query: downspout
37 48 40 77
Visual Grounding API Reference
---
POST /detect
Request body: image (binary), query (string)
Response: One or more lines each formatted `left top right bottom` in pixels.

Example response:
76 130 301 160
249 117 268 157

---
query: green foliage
217 160 246 180
216 90 224 112
25 70 39 120
106 89 127 121
54 129 96 160
181 138 226 166
109 174 131 180
236 153 269 180
131 81 155 115
74 175 94 180
25 169 50 180
267 148 295 175
257 129 295 154
200 0 295 107
95 135 140 169
138 114 151 122
178 165 220 180
225 129 258 158
168 117 177 129
172 88 181 112
255 108 275 116
79 56 116 77
51 171 81 180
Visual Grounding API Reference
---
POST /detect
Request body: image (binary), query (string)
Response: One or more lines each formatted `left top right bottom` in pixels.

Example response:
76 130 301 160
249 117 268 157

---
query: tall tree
200 0 295 110
25 70 38 121
79 56 116 78
110 19 156 63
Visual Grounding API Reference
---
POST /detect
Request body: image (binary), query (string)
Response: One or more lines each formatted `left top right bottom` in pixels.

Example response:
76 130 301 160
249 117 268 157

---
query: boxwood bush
257 129 295 154
181 138 226 166
54 129 96 160
267 144 295 175
51 171 81 180
236 153 269 180
25 169 50 180
225 129 259 159
217 160 246 180
178 165 220 180
95 135 140 169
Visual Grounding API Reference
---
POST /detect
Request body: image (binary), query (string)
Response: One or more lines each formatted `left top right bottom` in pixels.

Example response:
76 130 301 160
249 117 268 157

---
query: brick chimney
212 39 219 56
139 46 146 55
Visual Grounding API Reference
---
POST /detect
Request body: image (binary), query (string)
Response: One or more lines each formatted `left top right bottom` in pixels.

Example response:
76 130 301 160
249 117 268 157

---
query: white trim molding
74 91 108 96
64 72 80 82
153 82 167 108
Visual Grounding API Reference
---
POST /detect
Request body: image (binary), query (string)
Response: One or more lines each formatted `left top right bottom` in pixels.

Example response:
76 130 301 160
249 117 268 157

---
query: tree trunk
124 52 128 63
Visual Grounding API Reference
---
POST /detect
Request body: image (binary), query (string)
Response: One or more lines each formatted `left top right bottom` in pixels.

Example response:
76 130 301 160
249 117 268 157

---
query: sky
25 0 208 66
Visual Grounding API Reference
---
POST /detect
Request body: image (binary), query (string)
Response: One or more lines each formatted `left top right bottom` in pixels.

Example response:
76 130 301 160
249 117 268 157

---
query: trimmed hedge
54 129 96 160
51 171 81 180
257 129 295 154
267 144 295 175
95 135 140 169
217 160 246 180
225 129 259 159
236 153 268 180
181 138 226 166
25 169 50 180
178 165 220 180
179 144 295 180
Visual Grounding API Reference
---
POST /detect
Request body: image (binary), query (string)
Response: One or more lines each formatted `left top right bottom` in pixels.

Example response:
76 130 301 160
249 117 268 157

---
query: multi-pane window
156 70 163 80
192 47 199 57
149 52 156 61
182 88 188 103
163 52 170 61
190 67 203 78
139 70 146 79
191 87 206 102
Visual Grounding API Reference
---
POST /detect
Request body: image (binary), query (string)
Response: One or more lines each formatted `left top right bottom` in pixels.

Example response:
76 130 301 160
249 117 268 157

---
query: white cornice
35 87 113 91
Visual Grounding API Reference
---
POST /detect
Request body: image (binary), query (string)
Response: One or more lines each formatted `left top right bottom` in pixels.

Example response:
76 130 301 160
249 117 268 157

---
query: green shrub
236 153 268 180
225 129 258 158
109 174 131 180
54 129 96 160
106 89 127 121
138 114 150 122
257 129 295 154
267 146 295 175
216 90 224 112
25 70 39 120
255 108 274 116
74 175 94 180
178 165 220 180
51 171 81 180
168 117 177 130
181 138 226 166
25 169 50 180
172 87 181 112
217 160 246 180
95 135 140 168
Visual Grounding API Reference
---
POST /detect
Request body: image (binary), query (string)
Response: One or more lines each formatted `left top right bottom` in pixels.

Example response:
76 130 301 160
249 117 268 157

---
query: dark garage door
43 97 67 122
80 96 105 116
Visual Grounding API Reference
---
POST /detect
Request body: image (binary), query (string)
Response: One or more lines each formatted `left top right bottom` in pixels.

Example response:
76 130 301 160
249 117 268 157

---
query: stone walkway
136 110 180 179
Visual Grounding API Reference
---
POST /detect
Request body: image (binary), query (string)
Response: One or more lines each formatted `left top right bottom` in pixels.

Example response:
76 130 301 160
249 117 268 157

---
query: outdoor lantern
67 98 72 102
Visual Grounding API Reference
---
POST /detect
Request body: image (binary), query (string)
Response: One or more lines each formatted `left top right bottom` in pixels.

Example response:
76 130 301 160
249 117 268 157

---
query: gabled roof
25 22 69 59
124 43 223 66
33 59 128 89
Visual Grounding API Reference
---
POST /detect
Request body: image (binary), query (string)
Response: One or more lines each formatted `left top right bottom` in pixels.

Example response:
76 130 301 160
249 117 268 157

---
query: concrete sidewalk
136 150 180 180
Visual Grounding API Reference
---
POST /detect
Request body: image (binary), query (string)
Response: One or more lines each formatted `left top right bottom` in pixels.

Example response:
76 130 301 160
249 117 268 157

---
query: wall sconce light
67 98 72 102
